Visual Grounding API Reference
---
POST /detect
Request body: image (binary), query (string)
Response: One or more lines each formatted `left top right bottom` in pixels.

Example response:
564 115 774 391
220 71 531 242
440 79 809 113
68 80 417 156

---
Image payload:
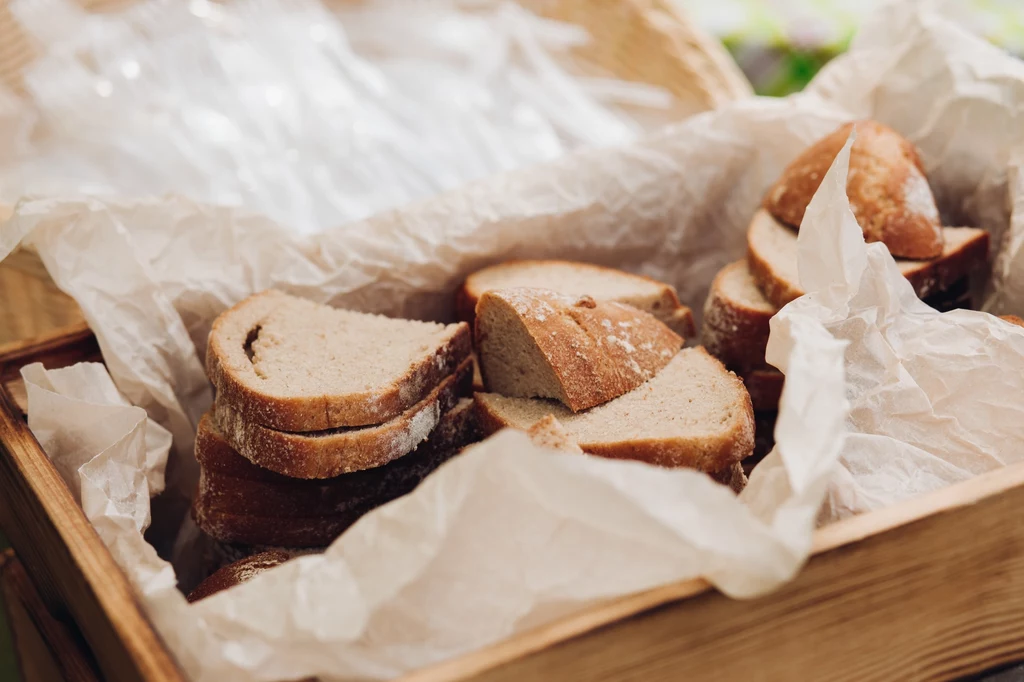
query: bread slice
187 550 293 602
763 120 944 259
1001 314 1024 329
194 398 479 547
476 347 754 471
213 357 473 479
709 462 747 494
476 288 682 412
526 414 584 453
456 260 695 338
702 260 778 374
207 290 472 432
743 367 784 413
747 209 989 308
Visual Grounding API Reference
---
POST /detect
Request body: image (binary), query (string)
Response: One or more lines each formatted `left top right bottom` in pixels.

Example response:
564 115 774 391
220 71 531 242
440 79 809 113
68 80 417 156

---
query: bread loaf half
207 290 472 432
476 288 682 412
747 209 989 308
476 347 754 472
213 357 473 479
763 120 944 259
194 399 479 547
457 260 695 338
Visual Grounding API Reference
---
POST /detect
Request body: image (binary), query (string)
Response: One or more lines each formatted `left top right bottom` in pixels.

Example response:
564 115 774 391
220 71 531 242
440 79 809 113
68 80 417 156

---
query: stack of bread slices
460 261 753 491
192 290 478 562
703 120 990 467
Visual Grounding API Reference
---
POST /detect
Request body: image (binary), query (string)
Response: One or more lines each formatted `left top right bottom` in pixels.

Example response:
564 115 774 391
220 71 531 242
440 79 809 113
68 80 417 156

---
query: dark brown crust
763 120 944 260
745 411 778 476
457 260 695 338
743 368 784 413
213 358 473 479
186 550 292 602
206 290 473 431
701 261 776 374
193 400 480 547
474 358 755 473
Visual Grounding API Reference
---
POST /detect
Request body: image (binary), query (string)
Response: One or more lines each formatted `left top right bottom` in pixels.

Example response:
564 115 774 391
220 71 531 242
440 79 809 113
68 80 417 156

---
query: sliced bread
1001 314 1024 329
194 398 479 547
526 414 584 453
763 120 944 259
476 288 682 412
187 550 293 602
456 260 695 338
702 260 778 374
207 290 472 432
212 357 473 479
710 462 747 494
747 209 989 308
476 347 754 472
743 367 784 413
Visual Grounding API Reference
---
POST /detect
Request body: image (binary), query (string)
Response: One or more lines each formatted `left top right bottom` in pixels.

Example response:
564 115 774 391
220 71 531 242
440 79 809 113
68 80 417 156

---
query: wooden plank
1 549 101 682
0 359 184 681
406 460 1024 682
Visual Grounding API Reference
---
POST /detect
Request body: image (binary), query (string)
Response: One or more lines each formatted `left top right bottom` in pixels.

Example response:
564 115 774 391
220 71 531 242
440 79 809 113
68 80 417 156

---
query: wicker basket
0 0 750 344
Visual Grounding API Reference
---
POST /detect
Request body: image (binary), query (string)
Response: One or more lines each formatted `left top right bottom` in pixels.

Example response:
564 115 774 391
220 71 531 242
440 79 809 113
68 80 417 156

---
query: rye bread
456 260 695 338
475 347 754 472
702 260 777 375
213 357 473 479
763 120 944 259
743 367 784 413
476 288 682 412
207 290 472 431
187 550 293 602
747 209 989 308
194 399 479 547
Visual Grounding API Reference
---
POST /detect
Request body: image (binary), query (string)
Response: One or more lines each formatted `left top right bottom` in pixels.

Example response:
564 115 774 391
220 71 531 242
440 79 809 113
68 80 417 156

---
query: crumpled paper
5 1 1024 680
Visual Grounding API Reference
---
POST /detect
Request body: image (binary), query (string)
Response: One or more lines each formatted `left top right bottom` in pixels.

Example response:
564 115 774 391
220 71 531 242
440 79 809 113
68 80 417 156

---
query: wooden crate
3 325 1024 682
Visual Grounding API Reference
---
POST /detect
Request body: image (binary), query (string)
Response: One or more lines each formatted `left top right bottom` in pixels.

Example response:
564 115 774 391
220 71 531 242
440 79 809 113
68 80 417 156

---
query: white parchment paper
4 2 1024 680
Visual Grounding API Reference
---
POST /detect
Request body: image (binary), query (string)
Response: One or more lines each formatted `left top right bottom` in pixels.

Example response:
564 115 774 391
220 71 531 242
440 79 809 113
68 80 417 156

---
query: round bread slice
742 367 784 413
763 120 944 259
187 550 293 602
476 288 682 412
702 260 778 375
456 260 695 338
207 290 472 432
476 347 754 472
194 399 478 547
746 209 990 309
213 357 473 479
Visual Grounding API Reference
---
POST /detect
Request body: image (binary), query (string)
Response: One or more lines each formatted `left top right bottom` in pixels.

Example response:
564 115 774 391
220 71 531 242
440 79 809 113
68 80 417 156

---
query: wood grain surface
405 460 1024 682
1 549 101 682
0 328 184 682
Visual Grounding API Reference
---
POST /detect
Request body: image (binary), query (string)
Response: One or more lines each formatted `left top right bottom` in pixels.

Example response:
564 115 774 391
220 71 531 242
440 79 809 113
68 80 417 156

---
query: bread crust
476 289 682 412
206 290 472 432
763 120 944 260
186 550 292 602
747 210 989 308
457 260 694 338
475 348 754 473
743 367 784 413
194 400 479 546
702 261 776 374
213 358 473 479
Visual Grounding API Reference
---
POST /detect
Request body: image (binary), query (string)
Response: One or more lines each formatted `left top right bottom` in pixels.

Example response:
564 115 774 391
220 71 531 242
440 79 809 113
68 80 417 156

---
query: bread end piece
763 120 944 260
476 288 681 412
